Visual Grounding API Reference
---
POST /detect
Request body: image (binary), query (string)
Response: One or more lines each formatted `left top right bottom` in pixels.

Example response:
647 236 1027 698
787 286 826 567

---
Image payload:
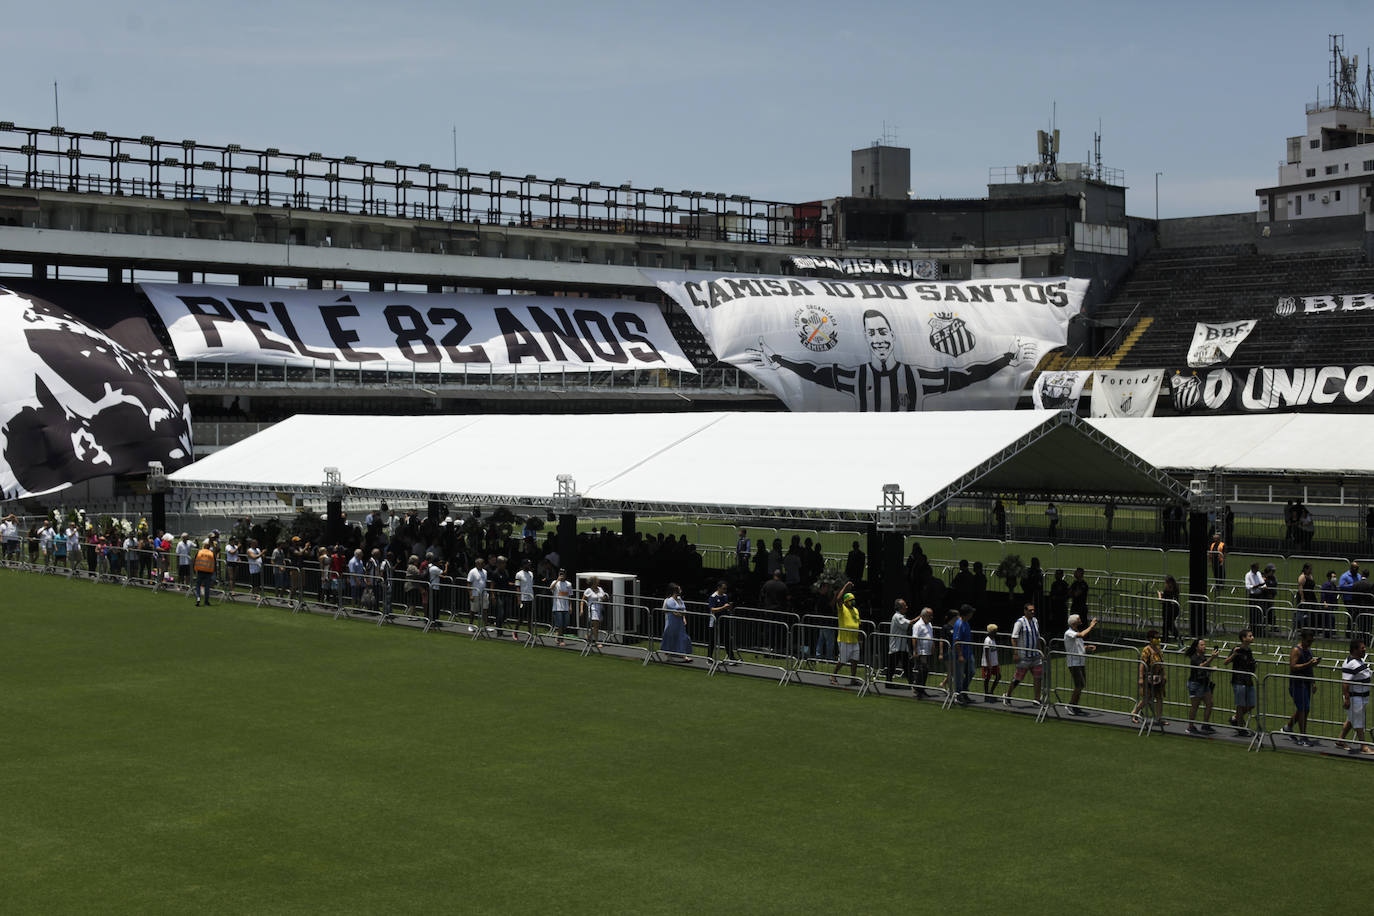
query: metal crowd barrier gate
790 620 876 691
948 631 1016 709
1255 669 1365 753
705 613 793 684
1129 647 1256 739
642 603 713 671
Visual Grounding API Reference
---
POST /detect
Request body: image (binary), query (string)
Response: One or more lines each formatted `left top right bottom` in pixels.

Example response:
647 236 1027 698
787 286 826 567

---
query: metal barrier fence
9 549 1374 759
1255 669 1370 753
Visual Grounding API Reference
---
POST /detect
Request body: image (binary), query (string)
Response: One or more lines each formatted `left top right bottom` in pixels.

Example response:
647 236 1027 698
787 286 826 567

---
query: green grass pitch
0 571 1355 913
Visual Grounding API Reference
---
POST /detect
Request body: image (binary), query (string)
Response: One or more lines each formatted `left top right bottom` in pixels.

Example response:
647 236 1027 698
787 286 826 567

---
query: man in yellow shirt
830 580 863 686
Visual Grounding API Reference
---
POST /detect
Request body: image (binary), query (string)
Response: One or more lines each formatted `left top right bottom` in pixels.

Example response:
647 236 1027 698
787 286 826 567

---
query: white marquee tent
170 410 1186 520
1088 414 1374 477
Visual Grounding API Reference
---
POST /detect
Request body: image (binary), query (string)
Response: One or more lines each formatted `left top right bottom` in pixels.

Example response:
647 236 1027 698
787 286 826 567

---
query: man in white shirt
64 524 81 571
467 557 488 627
885 599 917 685
514 559 536 638
1337 639 1374 754
38 522 56 564
176 533 193 586
582 575 609 647
911 607 939 699
0 515 18 560
550 568 574 646
1062 613 1098 715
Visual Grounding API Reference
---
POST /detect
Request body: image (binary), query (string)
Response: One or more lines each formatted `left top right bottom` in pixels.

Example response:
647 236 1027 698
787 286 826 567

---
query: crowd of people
7 506 1372 754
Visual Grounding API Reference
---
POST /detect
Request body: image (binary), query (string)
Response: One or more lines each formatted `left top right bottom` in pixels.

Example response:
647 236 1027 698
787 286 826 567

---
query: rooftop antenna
1331 33 1364 110
881 120 899 145
52 81 59 128
1094 118 1103 181
1036 106 1060 182
451 124 458 171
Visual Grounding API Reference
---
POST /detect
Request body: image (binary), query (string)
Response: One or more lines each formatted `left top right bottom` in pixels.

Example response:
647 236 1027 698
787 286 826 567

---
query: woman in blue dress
661 583 693 661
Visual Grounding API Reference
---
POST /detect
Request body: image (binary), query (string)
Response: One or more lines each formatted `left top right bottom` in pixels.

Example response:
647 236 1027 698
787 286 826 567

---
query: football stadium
3 19 1373 913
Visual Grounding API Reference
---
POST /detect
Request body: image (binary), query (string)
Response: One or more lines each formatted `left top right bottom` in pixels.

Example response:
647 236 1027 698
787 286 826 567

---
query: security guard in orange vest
1208 534 1226 583
193 539 217 607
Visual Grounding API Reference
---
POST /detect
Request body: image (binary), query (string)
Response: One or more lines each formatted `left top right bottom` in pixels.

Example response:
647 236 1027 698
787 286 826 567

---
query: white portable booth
575 571 641 643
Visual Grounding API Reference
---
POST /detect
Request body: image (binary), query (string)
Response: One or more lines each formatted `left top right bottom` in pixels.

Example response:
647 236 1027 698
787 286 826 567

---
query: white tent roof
171 410 1184 519
1088 414 1374 476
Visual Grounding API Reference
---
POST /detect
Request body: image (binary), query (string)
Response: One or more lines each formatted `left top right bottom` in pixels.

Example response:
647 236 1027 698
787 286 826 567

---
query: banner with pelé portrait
647 271 1087 411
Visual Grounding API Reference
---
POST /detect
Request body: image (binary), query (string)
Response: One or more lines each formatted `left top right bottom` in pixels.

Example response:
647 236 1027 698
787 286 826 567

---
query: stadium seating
1089 244 1374 369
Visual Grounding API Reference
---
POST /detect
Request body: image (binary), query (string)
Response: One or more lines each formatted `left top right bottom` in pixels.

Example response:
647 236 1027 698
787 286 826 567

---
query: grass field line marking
584 414 729 492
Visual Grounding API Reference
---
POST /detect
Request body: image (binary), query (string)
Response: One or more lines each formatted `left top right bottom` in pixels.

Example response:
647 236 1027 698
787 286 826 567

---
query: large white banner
141 285 695 374
1186 320 1256 368
1091 370 1163 418
1031 369 1091 410
1274 293 1374 317
648 272 1087 411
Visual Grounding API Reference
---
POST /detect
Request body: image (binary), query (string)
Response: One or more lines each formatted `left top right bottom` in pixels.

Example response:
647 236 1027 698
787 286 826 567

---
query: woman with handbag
1136 629 1168 725
1184 638 1220 735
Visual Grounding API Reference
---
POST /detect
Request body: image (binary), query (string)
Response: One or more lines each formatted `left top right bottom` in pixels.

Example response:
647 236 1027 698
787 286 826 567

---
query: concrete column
557 513 578 576
1188 510 1209 636
326 500 344 545
864 522 880 596
151 492 166 535
878 530 906 614
177 270 194 284
369 279 385 292
107 266 124 284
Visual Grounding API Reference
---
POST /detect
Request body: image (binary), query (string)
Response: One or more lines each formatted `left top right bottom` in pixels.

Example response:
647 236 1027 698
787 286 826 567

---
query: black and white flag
0 285 192 498
1186 320 1256 368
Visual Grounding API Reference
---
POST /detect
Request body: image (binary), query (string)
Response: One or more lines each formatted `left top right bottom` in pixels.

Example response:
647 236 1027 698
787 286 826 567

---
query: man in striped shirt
752 309 1034 411
1003 603 1044 706
1337 639 1374 754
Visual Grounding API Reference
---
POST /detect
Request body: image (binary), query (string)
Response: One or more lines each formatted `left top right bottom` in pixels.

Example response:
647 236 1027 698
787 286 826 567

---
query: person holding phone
1281 629 1321 746
1184 638 1220 735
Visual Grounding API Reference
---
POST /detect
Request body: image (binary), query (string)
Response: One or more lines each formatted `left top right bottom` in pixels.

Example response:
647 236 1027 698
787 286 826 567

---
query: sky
2 0 1371 219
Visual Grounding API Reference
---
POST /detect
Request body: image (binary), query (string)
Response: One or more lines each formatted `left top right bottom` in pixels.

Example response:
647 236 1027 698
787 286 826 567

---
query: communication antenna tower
1094 119 1103 181
1330 33 1371 111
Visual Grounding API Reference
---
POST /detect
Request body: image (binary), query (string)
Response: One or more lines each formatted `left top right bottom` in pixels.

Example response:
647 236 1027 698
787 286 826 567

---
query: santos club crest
794 305 838 352
1171 373 1201 413
928 312 975 357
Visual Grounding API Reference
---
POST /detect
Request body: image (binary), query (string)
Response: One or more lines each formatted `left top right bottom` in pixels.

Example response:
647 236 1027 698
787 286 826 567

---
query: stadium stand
1084 243 1374 370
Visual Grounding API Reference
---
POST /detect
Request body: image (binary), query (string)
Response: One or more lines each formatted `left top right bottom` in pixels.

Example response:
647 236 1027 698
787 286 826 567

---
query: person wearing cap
830 580 862 686
192 538 217 607
549 568 574 646
981 623 1001 700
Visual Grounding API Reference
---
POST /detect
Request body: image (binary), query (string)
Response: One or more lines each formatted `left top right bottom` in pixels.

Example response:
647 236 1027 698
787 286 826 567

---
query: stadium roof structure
169 410 1187 522
1088 414 1374 478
